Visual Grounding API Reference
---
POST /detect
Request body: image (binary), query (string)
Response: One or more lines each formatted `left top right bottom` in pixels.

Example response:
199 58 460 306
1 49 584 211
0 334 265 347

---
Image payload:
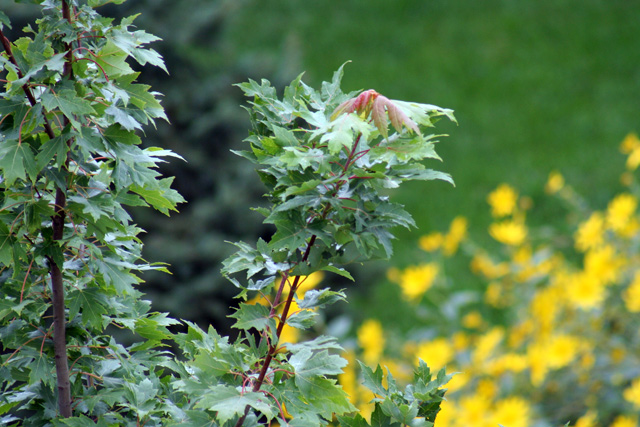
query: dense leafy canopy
1 2 453 426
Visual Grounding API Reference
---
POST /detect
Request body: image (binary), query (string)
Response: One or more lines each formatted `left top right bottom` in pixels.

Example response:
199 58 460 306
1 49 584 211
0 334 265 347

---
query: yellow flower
489 220 527 246
575 212 605 252
488 353 528 375
623 271 640 312
472 327 504 366
470 253 509 279
620 132 640 154
435 400 456 427
623 378 640 408
338 350 357 399
545 334 583 369
545 170 565 194
627 146 640 170
584 244 623 286
610 415 638 427
485 282 504 307
398 263 438 301
357 319 385 365
462 310 485 329
476 378 498 400
415 338 455 371
458 394 492 427
575 410 598 427
418 232 442 252
487 184 519 217
452 331 470 351
443 216 468 256
491 397 531 427
527 342 549 386
566 271 607 310
529 286 562 337
606 193 637 234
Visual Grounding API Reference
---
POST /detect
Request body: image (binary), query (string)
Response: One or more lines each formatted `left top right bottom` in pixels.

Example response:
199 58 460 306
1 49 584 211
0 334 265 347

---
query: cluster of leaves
338 362 452 427
167 64 456 426
1 2 455 426
344 135 640 427
0 1 184 425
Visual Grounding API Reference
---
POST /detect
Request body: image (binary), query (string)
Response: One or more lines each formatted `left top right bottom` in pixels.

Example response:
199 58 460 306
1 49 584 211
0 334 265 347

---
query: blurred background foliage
3 0 638 334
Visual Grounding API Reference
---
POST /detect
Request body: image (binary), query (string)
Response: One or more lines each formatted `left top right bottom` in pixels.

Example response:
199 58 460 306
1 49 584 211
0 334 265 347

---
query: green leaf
94 41 135 78
320 113 373 154
40 89 96 130
103 123 142 146
95 257 140 294
106 104 142 131
68 288 108 330
0 222 14 266
320 264 354 281
289 348 348 394
29 353 53 387
284 309 317 331
336 413 372 427
124 378 159 418
130 178 185 215
0 140 37 186
35 134 69 170
380 397 419 425
358 361 388 397
194 386 275 424
229 303 271 331
0 11 11 30
295 288 346 310
291 376 356 418
57 415 107 427
370 405 399 427
135 312 180 341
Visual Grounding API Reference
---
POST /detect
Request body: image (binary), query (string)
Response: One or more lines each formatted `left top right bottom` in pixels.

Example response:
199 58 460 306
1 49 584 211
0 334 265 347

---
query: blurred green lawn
226 0 638 263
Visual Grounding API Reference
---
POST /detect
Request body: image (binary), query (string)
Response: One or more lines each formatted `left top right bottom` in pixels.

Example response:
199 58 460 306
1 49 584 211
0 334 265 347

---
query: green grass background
225 0 638 264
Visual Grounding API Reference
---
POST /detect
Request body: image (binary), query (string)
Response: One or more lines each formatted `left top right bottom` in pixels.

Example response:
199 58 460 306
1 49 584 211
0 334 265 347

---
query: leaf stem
234 235 318 427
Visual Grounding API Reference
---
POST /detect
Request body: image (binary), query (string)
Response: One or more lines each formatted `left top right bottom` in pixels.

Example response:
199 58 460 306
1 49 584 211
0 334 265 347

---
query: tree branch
48 0 75 417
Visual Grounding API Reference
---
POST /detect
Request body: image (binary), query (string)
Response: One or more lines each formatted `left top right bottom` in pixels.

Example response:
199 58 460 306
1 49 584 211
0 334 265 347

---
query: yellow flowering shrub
339 134 640 427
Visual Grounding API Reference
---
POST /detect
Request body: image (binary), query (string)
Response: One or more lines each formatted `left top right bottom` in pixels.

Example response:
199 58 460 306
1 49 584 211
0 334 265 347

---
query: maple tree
0 2 455 426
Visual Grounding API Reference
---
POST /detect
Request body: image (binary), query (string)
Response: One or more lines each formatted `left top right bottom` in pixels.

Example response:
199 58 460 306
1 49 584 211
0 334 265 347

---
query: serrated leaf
68 288 107 330
380 398 419 425
229 303 271 331
284 309 317 331
194 386 274 424
370 405 399 427
358 361 388 396
293 376 356 418
40 89 95 130
0 140 37 186
321 113 373 154
130 177 185 215
35 134 69 170
94 41 134 78
29 353 53 386
336 413 371 427
295 288 346 310
105 104 142 131
289 348 348 394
